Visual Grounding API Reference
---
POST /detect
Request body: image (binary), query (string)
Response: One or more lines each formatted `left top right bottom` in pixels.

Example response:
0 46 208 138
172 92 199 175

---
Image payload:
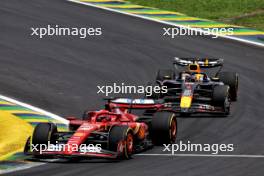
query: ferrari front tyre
151 112 177 145
156 69 175 82
108 126 134 159
32 123 57 152
218 72 238 101
24 137 31 155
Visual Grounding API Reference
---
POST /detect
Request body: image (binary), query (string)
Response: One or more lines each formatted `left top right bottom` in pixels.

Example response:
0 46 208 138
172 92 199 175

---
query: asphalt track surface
1 0 264 175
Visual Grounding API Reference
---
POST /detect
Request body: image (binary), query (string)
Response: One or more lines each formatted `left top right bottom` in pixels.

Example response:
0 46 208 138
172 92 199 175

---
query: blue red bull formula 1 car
148 57 239 116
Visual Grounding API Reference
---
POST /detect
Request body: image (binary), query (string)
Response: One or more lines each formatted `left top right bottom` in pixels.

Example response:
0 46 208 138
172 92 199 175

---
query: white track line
136 153 264 158
0 158 58 174
0 94 68 174
67 0 264 48
0 163 46 175
0 94 69 125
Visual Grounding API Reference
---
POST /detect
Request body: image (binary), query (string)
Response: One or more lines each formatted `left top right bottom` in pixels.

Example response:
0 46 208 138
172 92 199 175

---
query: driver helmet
193 73 204 82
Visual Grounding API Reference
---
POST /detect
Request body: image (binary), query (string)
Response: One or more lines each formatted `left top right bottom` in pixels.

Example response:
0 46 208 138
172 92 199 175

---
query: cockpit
178 72 209 82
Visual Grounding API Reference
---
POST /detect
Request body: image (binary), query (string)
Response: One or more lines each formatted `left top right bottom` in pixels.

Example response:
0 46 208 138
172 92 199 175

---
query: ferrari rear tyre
151 112 177 145
218 72 238 101
156 69 175 82
109 126 134 159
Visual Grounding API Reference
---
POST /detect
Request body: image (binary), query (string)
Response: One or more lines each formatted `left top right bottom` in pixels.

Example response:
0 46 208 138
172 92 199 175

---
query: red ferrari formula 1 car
24 98 177 160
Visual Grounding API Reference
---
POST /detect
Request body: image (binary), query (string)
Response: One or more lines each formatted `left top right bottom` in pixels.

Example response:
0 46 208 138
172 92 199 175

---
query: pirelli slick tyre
213 85 230 115
156 69 175 82
218 72 238 101
32 123 57 155
151 112 177 145
109 126 134 159
24 137 31 155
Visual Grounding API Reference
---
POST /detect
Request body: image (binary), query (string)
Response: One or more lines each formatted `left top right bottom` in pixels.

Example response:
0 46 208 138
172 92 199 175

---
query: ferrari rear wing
111 98 156 105
109 98 164 110
173 57 223 68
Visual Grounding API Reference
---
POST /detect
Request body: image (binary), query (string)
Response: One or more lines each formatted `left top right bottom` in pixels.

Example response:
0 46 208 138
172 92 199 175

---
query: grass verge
128 0 264 31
